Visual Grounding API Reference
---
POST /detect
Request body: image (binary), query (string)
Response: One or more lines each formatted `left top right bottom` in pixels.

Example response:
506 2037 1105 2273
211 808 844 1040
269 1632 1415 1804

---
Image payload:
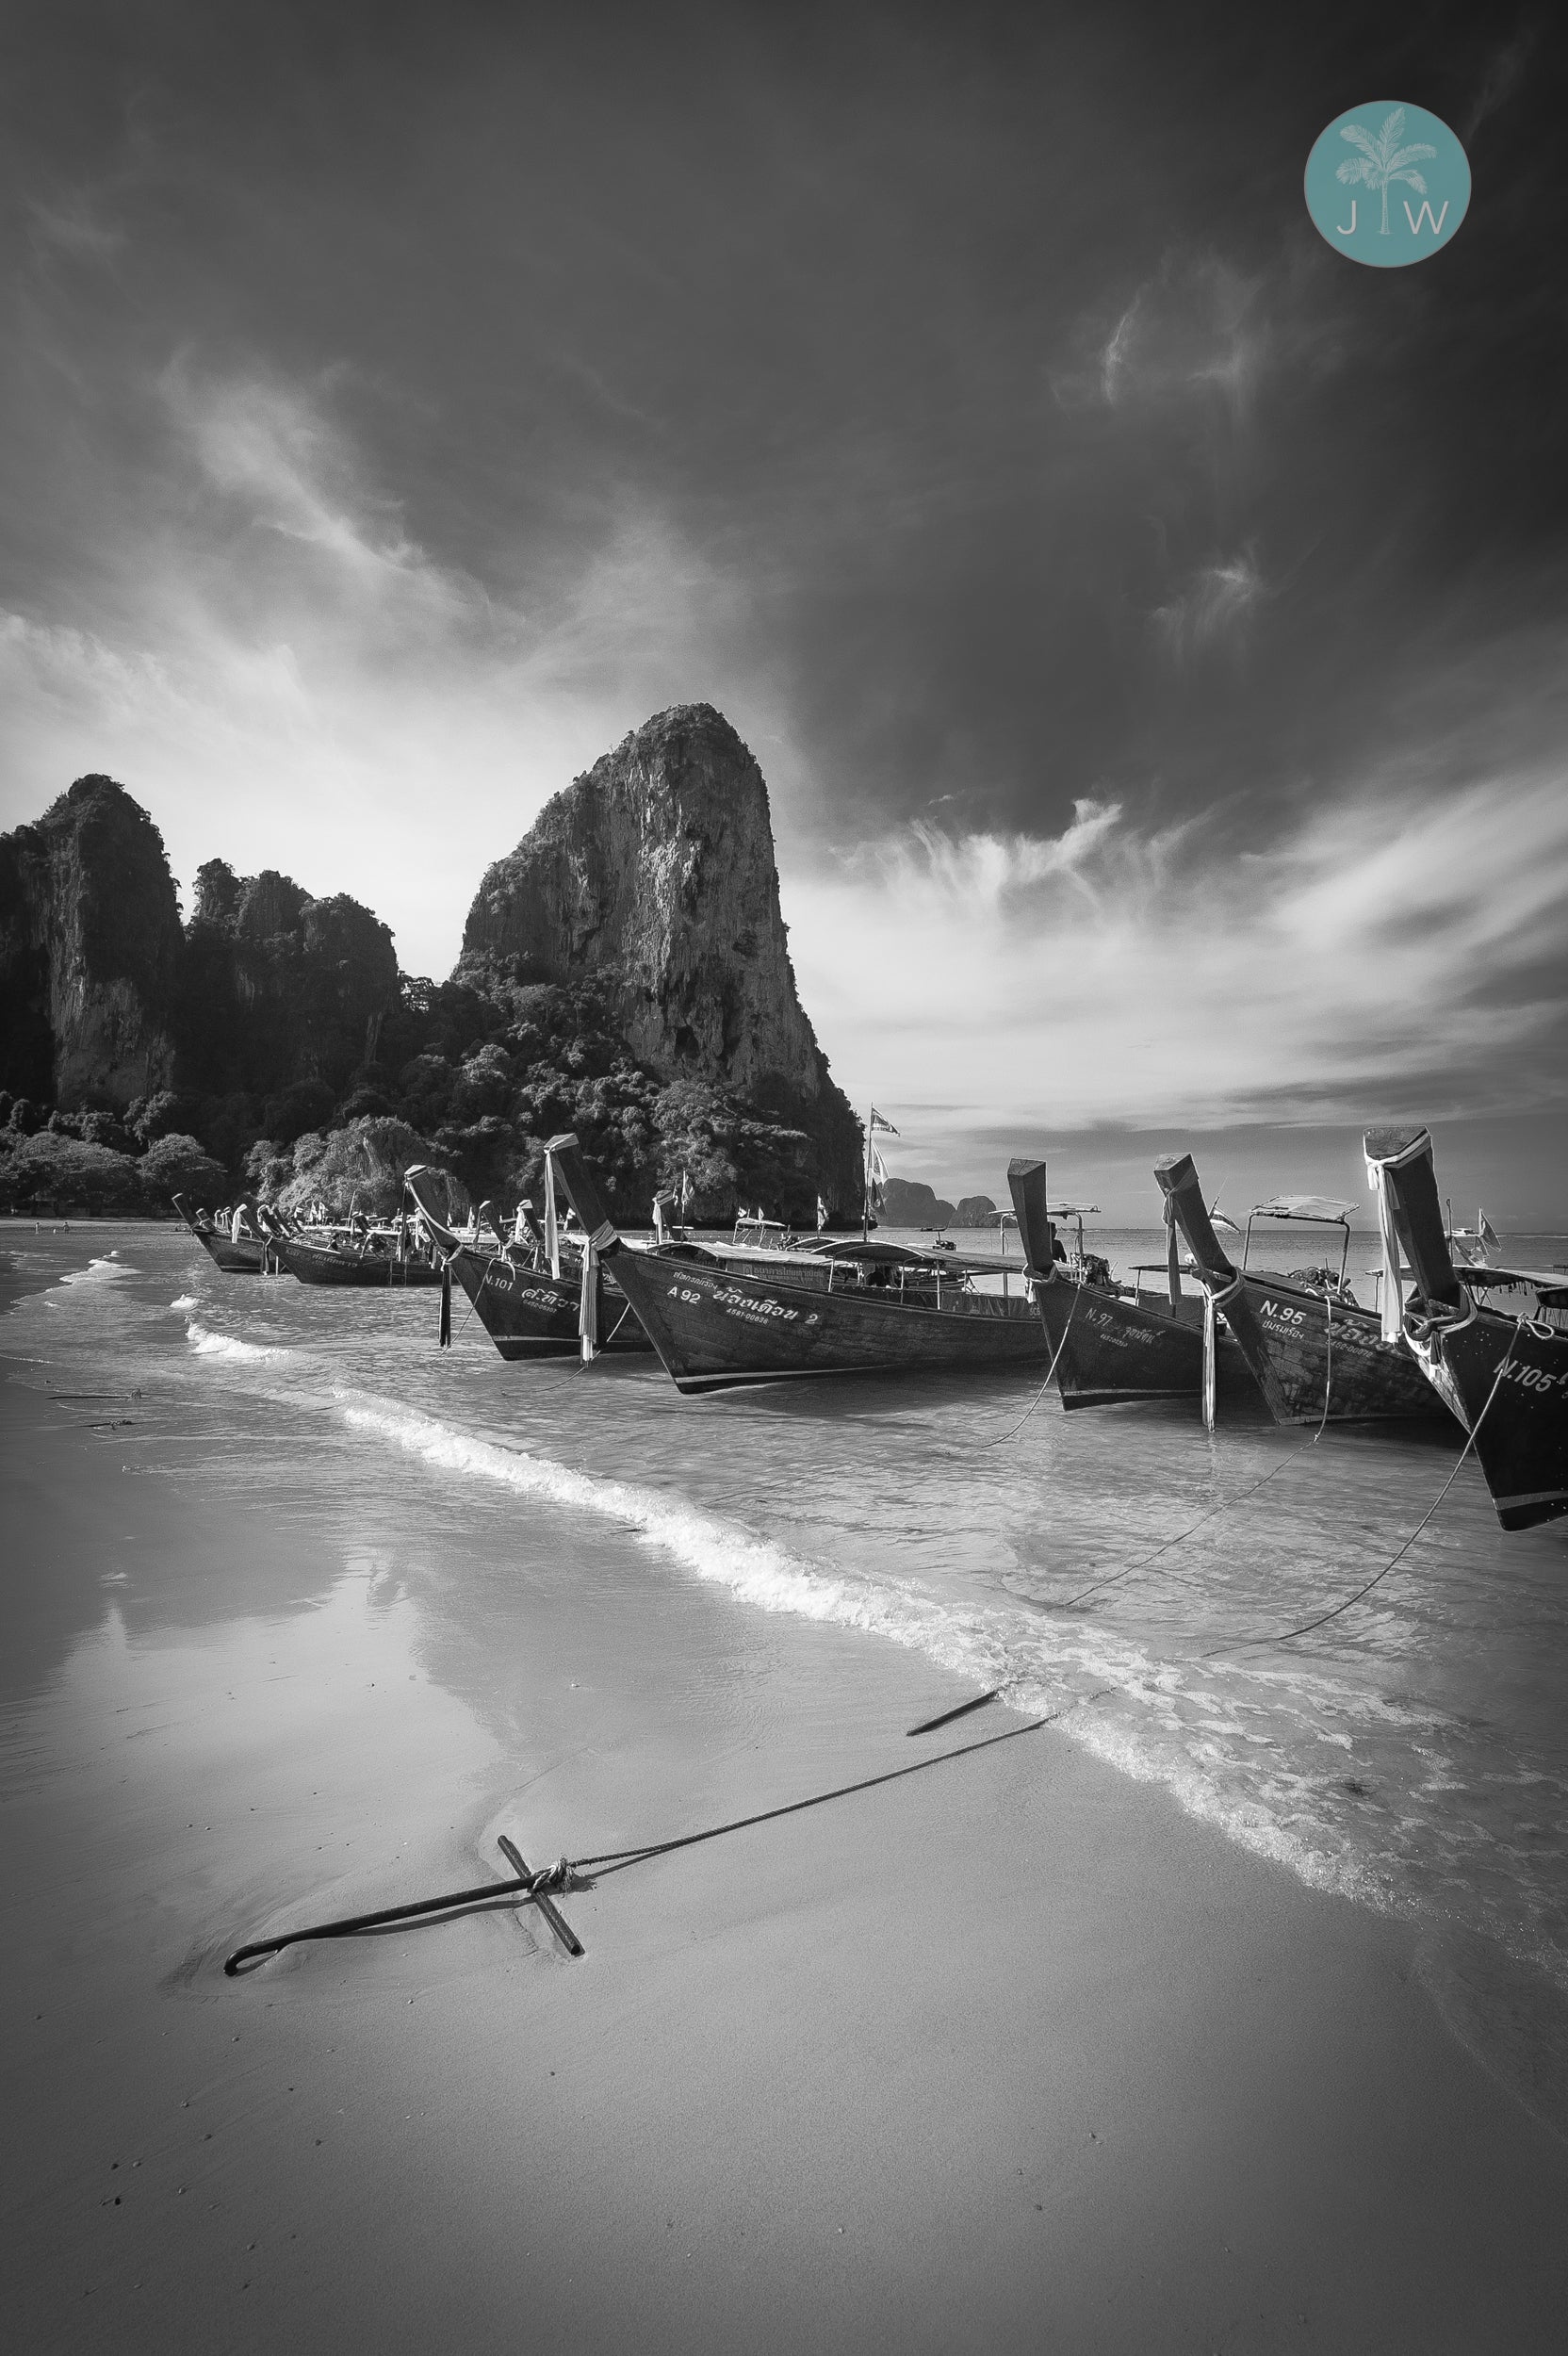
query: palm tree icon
1336 107 1438 235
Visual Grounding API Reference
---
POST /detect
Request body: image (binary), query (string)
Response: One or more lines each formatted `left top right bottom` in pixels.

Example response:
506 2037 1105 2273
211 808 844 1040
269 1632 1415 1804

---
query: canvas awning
1249 1195 1356 1225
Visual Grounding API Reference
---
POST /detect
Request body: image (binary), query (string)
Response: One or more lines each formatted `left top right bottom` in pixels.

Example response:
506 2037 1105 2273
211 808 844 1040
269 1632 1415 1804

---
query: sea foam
186 1320 286 1364
334 1389 1001 1682
57 1256 135 1286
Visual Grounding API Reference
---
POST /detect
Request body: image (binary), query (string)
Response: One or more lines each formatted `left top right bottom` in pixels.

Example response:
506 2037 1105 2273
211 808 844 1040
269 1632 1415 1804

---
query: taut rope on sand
222 1706 1063 1977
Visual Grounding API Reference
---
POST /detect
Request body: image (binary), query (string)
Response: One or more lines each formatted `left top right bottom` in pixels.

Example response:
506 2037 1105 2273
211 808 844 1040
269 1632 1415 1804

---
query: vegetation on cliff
0 718 868 1221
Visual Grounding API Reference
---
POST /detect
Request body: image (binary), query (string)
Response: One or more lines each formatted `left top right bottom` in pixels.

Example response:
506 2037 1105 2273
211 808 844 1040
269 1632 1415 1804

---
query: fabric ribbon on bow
579 1235 599 1364
1202 1271 1245 1433
1364 1127 1430 1344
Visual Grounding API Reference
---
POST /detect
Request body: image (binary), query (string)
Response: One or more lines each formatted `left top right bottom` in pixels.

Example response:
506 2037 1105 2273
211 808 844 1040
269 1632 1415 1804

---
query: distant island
0 706 872 1220
880 1178 1000 1230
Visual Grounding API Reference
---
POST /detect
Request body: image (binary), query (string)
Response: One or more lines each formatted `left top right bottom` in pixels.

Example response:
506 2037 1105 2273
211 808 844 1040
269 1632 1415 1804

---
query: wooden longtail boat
171 1193 273 1274
1154 1153 1455 1428
544 1132 1058 1394
1005 1159 1261 1413
1364 1125 1568 1530
402 1168 651 1358
273 1227 445 1287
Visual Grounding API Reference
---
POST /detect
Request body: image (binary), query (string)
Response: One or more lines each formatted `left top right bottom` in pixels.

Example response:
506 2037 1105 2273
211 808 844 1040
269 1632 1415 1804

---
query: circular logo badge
1304 102 1470 266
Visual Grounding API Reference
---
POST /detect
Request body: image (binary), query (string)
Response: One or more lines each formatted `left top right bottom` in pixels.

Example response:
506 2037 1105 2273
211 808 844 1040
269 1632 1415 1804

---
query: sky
2 1 1564 1221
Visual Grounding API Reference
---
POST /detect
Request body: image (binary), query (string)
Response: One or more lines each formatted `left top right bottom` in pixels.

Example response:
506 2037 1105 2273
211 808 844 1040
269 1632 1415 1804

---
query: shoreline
5 1334 1568 2350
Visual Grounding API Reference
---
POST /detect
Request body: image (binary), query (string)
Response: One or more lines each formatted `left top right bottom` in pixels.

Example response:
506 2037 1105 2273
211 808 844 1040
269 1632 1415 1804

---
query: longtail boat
1154 1153 1455 1429
544 1132 1057 1394
402 1166 651 1358
171 1193 274 1274
1005 1159 1261 1414
1364 1125 1568 1530
273 1221 444 1288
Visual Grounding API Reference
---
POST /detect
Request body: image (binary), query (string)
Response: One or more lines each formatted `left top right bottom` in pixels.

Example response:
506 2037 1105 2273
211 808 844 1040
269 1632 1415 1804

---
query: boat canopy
1248 1195 1356 1225
805 1237 1000 1276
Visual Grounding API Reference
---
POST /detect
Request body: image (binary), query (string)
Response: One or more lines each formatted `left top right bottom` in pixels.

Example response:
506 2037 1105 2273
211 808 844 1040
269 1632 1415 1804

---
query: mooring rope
1206 1315 1526 1655
976 1277 1081 1448
569 1706 1059 1878
222 1703 1070 1974
1056 1304 1522 1627
1057 1444 1310 1612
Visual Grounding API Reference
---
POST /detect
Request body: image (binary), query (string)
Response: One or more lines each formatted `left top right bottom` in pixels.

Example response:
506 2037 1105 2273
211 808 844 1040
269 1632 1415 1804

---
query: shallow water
5 1218 1567 2110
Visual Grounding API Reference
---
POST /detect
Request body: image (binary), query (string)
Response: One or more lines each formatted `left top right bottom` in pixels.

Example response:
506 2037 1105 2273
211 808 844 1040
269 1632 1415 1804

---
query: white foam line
187 1319 287 1364
325 1392 1457 1937
335 1388 1003 1678
57 1257 136 1286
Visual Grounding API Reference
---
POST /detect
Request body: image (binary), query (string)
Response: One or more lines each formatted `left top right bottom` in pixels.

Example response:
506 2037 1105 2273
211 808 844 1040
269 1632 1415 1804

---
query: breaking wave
170 1294 199 1311
334 1388 998 1679
57 1256 135 1286
331 1387 1411 1920
186 1320 286 1364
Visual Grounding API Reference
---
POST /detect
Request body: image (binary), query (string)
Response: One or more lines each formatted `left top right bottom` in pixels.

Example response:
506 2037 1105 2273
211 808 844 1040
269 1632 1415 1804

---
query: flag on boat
1480 1209 1499 1250
869 1107 900 1135
865 1142 890 1208
816 1194 828 1232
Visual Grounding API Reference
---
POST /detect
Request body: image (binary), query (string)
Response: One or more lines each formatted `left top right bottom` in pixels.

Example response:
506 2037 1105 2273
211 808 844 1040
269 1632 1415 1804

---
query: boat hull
1220 1270 1457 1426
193 1229 270 1274
1409 1310 1568 1530
275 1237 444 1288
603 1246 1056 1393
449 1247 651 1358
1032 1271 1261 1411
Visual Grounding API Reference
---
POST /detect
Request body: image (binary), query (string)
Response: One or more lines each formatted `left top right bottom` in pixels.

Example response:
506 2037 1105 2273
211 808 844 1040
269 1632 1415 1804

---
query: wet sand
5 1335 1568 2354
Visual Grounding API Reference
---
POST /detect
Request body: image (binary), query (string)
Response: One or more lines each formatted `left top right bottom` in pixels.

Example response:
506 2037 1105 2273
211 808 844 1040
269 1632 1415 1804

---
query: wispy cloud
0 369 772 972
26 192 126 265
1152 550 1268 663
1096 254 1268 418
786 763 1568 1144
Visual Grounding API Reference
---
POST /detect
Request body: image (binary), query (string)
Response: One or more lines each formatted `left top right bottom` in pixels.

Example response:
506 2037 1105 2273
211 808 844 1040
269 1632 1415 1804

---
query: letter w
1403 199 1450 236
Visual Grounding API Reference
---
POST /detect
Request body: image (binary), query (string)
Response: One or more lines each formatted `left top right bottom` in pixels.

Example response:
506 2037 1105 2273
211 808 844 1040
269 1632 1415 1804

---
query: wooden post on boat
1004 1159 1052 1275
544 1155 562 1279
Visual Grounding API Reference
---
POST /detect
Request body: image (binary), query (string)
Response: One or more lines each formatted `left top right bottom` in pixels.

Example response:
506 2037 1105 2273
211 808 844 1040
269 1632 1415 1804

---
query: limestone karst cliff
0 776 182 1109
455 704 860 1199
1 715 863 1219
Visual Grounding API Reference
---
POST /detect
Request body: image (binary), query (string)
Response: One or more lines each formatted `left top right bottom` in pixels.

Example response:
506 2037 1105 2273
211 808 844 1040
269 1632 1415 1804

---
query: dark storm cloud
2 1 1564 1189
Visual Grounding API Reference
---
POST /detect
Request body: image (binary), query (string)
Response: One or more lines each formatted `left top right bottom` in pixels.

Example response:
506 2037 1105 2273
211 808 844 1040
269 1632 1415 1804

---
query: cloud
784 762 1568 1153
1463 28 1537 141
1097 254 1268 419
0 368 776 973
1152 550 1268 663
26 193 126 265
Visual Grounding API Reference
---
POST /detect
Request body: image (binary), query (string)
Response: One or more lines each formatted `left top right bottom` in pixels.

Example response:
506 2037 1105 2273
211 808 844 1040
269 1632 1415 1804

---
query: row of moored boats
173 1122 1567 1535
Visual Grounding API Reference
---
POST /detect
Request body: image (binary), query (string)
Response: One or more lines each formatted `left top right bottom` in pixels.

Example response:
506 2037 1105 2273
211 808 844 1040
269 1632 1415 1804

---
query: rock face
881 1177 957 1228
0 777 182 1108
457 704 861 1202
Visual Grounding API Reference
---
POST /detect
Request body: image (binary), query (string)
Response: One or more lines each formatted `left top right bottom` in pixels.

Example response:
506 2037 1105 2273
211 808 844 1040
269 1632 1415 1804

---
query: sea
4 1218 1567 2126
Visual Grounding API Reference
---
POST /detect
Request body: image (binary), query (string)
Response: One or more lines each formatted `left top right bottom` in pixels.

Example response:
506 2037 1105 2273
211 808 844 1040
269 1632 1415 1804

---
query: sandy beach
4 1230 1567 2353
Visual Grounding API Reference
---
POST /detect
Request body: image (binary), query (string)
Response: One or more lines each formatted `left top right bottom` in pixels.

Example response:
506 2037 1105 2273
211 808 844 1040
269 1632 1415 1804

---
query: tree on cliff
0 711 863 1222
